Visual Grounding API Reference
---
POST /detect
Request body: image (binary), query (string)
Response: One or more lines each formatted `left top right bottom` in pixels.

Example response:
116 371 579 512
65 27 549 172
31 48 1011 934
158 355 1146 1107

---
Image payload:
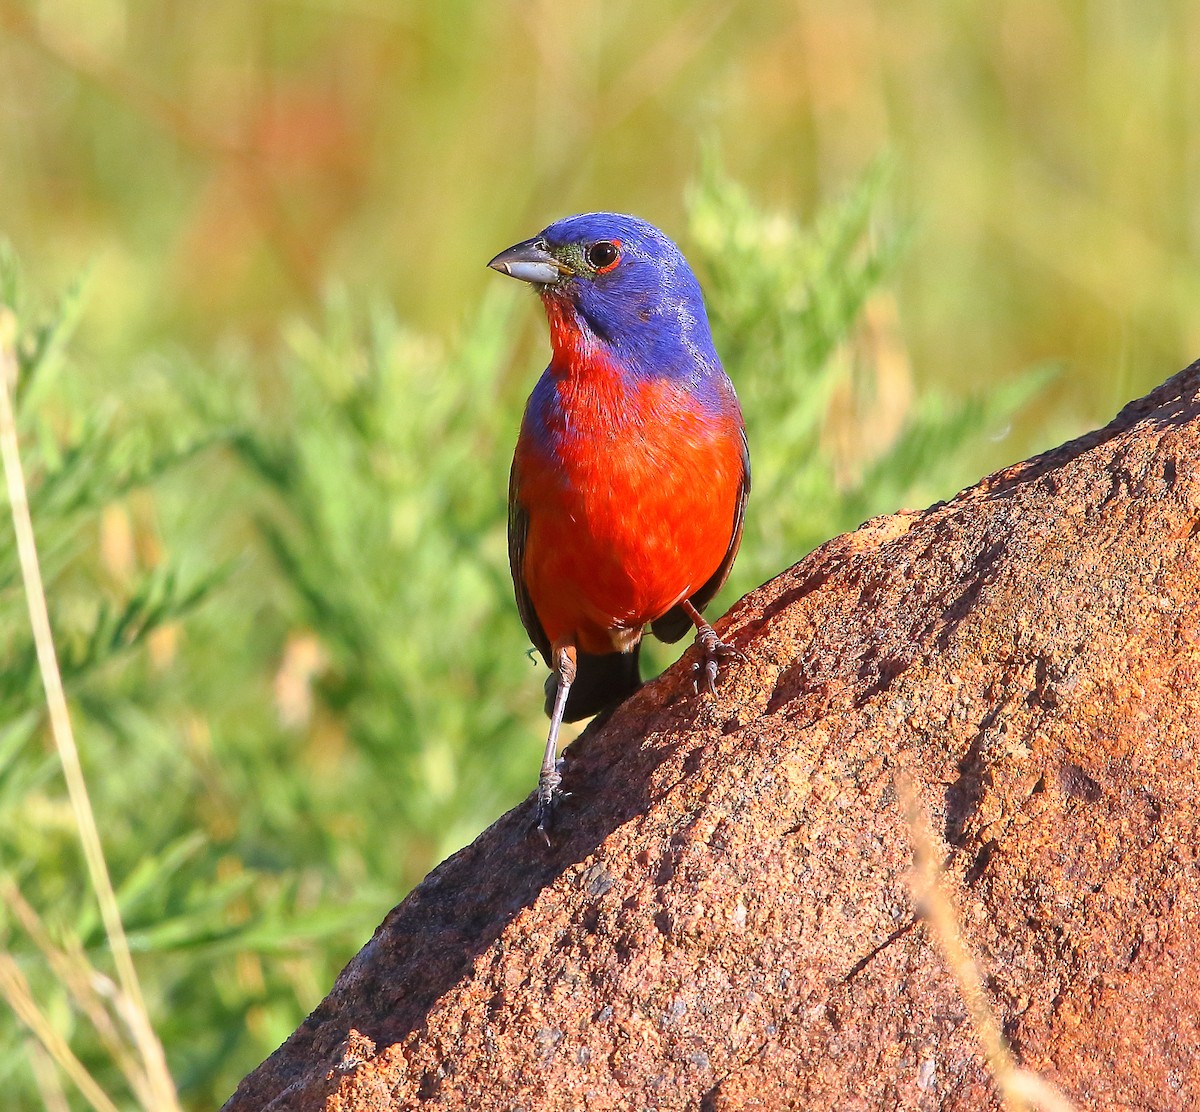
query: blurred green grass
0 2 1197 1108
2 0 1197 421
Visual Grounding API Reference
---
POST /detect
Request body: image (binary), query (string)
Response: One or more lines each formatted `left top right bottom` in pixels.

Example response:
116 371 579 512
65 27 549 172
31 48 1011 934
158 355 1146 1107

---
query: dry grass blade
897 772 1077 1112
1 878 148 1101
0 953 120 1112
27 1038 72 1112
0 310 179 1111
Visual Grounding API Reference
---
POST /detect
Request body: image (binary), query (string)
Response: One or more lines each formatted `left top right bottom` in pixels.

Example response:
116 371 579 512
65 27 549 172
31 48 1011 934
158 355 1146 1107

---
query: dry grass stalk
0 310 179 1110
0 953 120 1112
897 772 1077 1112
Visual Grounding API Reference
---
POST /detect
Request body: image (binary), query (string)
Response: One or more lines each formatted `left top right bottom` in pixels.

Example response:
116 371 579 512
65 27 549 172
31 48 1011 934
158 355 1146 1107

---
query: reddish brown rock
223 365 1200 1111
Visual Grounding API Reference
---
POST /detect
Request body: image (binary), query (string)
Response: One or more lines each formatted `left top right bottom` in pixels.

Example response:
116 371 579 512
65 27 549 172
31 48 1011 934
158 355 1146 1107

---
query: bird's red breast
513 298 746 657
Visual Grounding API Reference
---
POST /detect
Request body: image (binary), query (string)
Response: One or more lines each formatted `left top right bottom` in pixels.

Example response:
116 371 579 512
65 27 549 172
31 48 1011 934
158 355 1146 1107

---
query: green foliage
0 172 1037 1109
204 285 539 866
680 161 1038 623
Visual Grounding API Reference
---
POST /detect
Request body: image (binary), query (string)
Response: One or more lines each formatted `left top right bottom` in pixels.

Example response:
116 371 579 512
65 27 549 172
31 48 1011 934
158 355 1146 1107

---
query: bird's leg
534 641 577 842
679 598 743 696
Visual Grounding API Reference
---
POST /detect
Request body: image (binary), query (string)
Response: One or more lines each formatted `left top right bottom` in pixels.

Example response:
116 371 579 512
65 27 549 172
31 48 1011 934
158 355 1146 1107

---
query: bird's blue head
488 212 721 381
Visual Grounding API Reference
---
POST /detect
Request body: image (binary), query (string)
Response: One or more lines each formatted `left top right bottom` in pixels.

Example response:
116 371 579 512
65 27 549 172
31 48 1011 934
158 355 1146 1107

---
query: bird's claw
691 625 744 696
532 758 568 844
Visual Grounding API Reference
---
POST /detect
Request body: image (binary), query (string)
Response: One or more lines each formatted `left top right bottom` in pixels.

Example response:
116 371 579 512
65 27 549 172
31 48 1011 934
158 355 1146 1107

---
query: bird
488 213 750 838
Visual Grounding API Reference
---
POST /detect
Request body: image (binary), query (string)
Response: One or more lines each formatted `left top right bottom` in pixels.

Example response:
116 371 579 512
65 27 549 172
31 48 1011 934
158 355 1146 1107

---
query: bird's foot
691 622 744 696
532 757 568 845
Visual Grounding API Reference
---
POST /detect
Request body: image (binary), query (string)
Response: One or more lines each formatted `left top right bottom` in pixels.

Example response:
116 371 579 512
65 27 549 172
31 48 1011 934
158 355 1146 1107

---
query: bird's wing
651 423 751 644
508 459 553 667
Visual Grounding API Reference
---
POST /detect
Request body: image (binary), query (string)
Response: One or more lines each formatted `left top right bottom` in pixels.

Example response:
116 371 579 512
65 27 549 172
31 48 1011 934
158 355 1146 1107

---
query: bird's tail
543 646 642 723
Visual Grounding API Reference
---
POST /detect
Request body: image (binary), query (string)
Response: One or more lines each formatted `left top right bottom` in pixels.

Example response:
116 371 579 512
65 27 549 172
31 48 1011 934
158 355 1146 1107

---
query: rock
223 364 1200 1111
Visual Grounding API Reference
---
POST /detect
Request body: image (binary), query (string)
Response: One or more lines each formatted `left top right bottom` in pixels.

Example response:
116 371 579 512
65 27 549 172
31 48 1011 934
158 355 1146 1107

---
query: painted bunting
489 213 750 837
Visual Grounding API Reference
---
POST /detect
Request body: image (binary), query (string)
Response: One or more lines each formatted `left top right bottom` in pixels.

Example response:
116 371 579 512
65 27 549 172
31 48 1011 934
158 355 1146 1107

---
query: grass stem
0 310 179 1111
898 773 1076 1112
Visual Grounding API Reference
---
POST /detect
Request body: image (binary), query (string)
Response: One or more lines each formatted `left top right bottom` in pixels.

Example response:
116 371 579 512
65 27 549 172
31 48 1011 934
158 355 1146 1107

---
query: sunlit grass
0 311 177 1110
1 1 1195 414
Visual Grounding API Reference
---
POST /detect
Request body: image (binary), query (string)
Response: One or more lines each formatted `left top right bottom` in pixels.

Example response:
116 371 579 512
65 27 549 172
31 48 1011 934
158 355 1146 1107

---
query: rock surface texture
224 366 1200 1111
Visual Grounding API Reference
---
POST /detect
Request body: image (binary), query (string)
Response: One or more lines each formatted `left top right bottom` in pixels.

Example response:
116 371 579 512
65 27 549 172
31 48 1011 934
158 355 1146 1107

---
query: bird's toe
690 636 743 695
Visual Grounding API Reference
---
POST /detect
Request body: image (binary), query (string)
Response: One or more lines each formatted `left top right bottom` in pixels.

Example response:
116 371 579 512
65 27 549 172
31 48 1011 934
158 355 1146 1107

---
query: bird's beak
487 237 573 285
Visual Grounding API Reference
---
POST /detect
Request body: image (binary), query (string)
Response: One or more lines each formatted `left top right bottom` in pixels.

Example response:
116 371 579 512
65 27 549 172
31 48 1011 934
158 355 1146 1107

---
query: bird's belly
518 412 742 654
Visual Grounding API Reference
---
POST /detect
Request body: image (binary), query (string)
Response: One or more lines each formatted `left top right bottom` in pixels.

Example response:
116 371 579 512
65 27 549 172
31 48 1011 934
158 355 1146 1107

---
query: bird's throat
542 293 604 376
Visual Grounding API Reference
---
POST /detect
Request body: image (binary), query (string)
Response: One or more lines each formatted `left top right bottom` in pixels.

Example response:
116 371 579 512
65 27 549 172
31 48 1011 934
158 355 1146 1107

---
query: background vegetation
0 2 1197 1108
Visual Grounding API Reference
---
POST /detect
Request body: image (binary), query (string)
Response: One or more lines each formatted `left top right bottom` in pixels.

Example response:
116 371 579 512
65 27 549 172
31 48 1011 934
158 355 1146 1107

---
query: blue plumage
537 213 725 389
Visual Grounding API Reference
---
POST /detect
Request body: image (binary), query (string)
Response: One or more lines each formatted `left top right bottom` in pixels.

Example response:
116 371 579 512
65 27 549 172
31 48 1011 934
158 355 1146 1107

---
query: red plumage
513 333 745 658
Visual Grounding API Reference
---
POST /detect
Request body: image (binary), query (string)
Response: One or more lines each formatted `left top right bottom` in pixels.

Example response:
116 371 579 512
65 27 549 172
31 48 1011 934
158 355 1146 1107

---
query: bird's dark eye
586 241 620 271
